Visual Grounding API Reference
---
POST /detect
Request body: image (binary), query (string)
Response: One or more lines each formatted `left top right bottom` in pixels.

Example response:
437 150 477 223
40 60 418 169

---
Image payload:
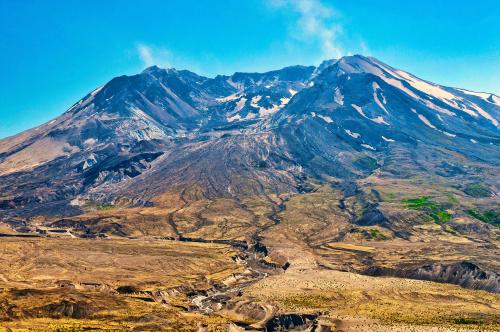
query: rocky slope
1 55 498 221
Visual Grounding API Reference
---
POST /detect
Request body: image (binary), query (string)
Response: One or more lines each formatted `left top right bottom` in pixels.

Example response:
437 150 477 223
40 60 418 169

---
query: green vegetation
453 317 483 325
83 201 115 211
83 201 116 211
466 208 500 227
350 228 388 240
463 182 492 198
354 156 379 172
98 203 115 211
402 196 452 224
446 193 459 205
402 196 434 209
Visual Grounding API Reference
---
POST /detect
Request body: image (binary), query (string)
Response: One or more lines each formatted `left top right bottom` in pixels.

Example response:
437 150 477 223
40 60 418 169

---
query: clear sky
1 0 499 138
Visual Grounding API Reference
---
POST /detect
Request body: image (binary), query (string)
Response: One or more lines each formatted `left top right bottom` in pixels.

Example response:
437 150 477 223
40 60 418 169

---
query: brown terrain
0 173 499 331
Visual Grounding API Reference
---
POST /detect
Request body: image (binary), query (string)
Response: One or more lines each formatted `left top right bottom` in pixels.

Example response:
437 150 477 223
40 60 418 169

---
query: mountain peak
141 65 162 73
141 65 180 76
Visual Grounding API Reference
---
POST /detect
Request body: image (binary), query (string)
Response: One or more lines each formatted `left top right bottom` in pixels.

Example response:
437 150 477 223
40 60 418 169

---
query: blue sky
1 0 499 138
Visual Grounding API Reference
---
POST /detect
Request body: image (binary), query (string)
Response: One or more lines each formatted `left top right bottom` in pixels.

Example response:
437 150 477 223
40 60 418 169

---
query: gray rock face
0 55 499 219
365 261 500 293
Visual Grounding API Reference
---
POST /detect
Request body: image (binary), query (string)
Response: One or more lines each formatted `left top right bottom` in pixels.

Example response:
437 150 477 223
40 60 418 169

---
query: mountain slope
0 55 498 221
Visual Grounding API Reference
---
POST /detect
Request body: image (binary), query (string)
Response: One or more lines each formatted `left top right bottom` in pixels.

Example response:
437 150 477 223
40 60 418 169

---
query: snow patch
382 136 395 142
361 144 376 150
90 86 103 96
411 108 436 129
216 93 241 102
84 138 97 146
280 97 291 105
318 114 333 123
418 114 436 129
250 95 262 107
457 89 500 106
371 116 389 125
82 154 98 170
334 87 344 105
395 70 456 101
235 97 247 112
467 102 499 126
351 104 367 118
345 129 360 138
259 104 281 117
227 114 241 122
372 82 388 113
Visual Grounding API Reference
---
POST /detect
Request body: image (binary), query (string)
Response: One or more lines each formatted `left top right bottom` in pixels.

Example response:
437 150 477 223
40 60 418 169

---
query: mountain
1 55 498 221
1 55 500 330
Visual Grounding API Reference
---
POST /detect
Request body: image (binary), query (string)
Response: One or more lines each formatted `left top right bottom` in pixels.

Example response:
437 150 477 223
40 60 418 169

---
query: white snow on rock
248 93 293 118
382 136 395 142
470 139 478 144
280 97 291 105
235 97 247 112
352 104 388 125
343 56 499 123
334 87 344 105
417 114 436 129
467 102 499 126
259 104 281 116
90 86 103 96
372 82 388 113
251 95 262 107
82 153 98 170
442 131 456 137
245 112 256 120
411 108 436 129
318 114 333 123
340 57 420 100
371 116 389 125
84 138 97 146
457 88 500 106
227 114 242 122
395 70 456 101
361 143 376 150
352 104 368 118
289 89 298 96
345 129 360 138
216 93 241 102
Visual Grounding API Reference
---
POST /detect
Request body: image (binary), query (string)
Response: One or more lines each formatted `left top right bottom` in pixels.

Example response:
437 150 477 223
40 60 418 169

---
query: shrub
466 209 500 227
463 183 492 198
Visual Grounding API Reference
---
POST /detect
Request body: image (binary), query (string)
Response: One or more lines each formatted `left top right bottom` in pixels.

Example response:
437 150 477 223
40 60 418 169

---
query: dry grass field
0 237 242 331
0 174 498 331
